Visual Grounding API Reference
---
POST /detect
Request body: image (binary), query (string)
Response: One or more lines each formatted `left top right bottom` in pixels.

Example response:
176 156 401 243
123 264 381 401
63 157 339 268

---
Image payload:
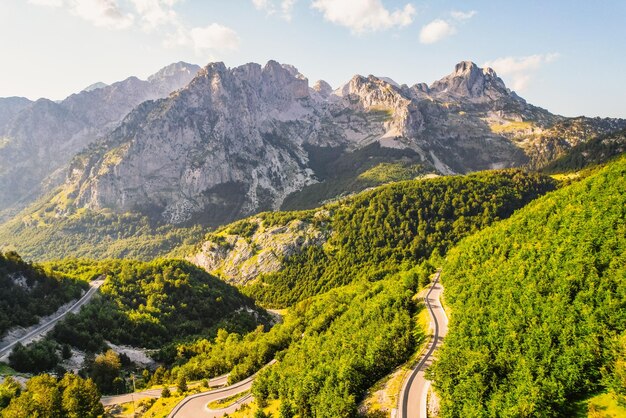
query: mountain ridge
49 59 625 225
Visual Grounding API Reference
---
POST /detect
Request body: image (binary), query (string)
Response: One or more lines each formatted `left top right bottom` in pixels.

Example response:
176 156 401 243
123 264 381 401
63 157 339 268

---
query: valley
0 52 624 418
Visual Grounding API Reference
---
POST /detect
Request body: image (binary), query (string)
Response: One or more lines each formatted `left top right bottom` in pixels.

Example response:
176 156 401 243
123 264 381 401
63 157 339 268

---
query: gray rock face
14 60 626 225
190 213 330 285
429 60 510 101
0 62 201 217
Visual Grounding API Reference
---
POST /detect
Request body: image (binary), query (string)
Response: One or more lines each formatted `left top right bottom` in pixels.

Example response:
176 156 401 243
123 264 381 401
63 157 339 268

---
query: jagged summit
429 60 511 101
3 58 624 228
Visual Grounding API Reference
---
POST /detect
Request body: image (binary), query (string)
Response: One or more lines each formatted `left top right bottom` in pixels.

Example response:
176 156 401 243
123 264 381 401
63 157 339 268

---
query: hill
0 206 205 261
429 156 626 416
44 258 270 353
191 169 557 307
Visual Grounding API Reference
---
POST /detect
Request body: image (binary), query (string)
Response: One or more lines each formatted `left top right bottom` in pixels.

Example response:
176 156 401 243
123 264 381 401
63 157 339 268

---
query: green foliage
0 251 87 337
48 258 268 352
0 377 20 409
171 268 423 418
86 349 122 395
603 332 626 403
9 340 60 374
429 156 626 417
246 170 556 307
281 142 428 210
0 208 206 261
252 275 422 418
161 386 171 398
0 373 103 418
176 375 188 393
357 162 426 184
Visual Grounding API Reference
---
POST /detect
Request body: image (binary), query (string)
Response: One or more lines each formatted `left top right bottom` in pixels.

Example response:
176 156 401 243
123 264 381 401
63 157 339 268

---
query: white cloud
129 0 180 30
450 10 476 21
165 23 240 55
69 0 134 29
29 0 241 57
311 0 416 34
252 0 296 21
483 53 560 91
419 19 455 44
419 10 476 44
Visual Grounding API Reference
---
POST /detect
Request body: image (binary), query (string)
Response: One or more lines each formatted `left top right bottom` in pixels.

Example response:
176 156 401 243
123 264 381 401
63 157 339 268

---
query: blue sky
0 0 624 118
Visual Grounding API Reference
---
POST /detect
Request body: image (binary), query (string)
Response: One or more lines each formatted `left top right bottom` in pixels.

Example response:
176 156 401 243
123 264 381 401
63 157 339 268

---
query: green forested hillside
430 156 626 416
163 268 424 418
46 259 268 352
0 251 87 337
245 170 556 307
0 208 205 261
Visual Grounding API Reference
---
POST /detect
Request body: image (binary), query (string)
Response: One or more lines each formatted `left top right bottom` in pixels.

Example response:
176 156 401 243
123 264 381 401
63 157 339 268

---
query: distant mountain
82 82 108 92
49 60 625 225
0 61 201 218
0 97 32 134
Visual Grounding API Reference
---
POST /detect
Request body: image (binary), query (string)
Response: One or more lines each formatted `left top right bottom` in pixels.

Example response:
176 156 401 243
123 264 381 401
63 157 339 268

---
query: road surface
168 360 277 418
398 269 448 418
0 278 105 359
101 373 229 406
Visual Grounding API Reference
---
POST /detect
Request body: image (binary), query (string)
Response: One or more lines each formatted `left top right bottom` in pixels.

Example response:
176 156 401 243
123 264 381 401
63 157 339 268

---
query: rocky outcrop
190 212 330 285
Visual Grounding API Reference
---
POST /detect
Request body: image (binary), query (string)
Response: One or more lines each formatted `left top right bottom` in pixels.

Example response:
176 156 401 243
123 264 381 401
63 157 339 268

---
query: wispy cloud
252 0 296 21
419 9 476 44
29 0 135 29
28 0 241 56
483 53 560 91
450 10 476 21
311 0 416 34
165 23 240 55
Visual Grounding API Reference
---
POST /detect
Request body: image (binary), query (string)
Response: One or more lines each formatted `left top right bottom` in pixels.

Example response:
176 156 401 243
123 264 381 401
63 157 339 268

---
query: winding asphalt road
0 278 105 360
398 269 448 418
168 360 277 418
101 373 229 406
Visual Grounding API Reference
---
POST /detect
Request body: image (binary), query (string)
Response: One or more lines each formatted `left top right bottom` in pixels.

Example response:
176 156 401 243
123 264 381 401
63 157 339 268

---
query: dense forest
429 156 626 416
43 258 269 354
245 170 557 307
0 251 87 337
163 267 425 417
0 373 103 417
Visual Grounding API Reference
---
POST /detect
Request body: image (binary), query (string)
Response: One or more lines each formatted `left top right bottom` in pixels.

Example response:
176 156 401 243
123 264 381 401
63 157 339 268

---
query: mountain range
0 59 624 244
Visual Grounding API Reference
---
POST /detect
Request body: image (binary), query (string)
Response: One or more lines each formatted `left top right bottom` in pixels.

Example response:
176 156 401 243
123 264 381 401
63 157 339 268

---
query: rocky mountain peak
312 80 333 98
147 61 200 82
430 60 510 102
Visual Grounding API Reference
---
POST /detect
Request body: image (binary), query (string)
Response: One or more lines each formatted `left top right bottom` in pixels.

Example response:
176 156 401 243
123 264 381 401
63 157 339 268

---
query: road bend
398 269 448 418
168 359 277 418
101 373 229 406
